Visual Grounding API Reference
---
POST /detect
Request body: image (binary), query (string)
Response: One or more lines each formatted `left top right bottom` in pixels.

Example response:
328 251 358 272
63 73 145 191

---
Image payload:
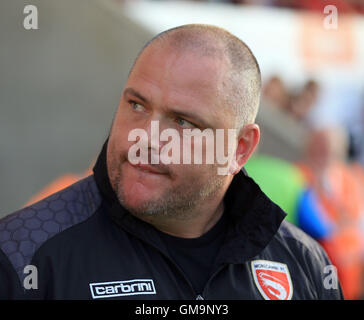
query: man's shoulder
267 219 334 279
259 220 344 299
274 220 340 293
0 175 102 283
277 220 315 243
275 219 324 254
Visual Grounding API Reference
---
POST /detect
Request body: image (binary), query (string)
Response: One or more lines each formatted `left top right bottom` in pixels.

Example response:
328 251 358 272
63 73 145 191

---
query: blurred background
1 0 364 299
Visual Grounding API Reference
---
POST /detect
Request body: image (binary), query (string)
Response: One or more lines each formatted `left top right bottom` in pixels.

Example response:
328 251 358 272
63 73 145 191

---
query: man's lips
127 162 168 175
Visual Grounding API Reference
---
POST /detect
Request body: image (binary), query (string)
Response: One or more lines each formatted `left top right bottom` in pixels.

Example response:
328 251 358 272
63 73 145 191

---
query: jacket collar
93 139 286 265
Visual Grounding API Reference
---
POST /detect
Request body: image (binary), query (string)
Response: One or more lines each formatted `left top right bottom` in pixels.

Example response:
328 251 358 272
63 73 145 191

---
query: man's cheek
110 130 136 159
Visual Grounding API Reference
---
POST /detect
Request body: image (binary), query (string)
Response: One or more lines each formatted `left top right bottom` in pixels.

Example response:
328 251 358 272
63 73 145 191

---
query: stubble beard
108 155 225 221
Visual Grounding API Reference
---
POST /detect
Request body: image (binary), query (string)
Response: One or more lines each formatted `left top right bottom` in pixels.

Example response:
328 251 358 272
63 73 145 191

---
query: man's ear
229 124 260 175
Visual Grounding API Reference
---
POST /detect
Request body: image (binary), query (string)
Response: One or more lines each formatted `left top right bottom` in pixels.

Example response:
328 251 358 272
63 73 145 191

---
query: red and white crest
251 260 293 300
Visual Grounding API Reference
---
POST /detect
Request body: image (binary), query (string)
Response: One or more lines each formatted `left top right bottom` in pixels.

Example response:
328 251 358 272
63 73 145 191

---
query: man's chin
119 198 169 221
116 182 164 214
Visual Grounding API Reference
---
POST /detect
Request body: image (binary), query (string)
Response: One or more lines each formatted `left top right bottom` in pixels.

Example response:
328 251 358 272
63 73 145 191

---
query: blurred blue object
297 188 334 240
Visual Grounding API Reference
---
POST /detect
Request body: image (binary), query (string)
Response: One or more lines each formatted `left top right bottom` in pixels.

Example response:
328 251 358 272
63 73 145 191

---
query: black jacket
0 141 343 300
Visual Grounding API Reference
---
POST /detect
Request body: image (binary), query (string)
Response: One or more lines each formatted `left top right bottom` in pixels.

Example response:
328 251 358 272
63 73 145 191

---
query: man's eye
176 118 195 128
131 102 145 112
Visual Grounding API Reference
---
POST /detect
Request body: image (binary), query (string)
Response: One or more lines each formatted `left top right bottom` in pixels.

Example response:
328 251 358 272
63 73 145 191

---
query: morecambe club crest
251 260 293 300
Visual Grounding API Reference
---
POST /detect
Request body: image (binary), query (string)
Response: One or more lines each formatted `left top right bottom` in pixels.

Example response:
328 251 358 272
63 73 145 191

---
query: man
297 126 364 299
0 24 343 300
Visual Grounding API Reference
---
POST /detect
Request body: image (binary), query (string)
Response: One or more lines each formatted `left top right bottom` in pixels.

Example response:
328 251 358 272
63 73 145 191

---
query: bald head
130 24 261 129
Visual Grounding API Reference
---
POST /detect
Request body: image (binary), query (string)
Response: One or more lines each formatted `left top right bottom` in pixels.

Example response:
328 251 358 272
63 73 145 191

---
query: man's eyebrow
123 88 149 103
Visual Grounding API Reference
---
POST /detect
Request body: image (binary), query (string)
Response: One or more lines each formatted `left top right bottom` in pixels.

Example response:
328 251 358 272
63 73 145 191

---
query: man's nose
145 120 161 153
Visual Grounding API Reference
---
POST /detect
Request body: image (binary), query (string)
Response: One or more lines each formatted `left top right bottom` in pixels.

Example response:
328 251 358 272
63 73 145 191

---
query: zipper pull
196 294 204 300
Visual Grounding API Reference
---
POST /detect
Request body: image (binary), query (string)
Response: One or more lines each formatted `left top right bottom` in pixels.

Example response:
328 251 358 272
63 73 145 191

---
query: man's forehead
132 42 227 80
132 43 229 97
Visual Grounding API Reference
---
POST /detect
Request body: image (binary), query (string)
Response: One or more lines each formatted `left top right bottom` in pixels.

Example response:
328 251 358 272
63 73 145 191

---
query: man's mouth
128 162 168 175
